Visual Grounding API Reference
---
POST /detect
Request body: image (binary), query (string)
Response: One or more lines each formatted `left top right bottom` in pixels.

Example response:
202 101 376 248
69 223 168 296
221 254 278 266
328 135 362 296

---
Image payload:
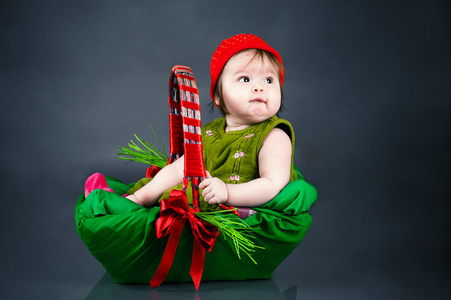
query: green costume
202 115 298 184
75 116 317 284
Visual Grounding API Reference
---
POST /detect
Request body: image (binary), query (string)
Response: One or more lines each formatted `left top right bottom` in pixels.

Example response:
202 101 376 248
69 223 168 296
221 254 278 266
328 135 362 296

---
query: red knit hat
210 33 284 100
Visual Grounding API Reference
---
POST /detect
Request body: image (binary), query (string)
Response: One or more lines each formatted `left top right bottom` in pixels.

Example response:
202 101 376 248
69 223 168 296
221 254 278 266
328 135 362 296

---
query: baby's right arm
127 156 185 207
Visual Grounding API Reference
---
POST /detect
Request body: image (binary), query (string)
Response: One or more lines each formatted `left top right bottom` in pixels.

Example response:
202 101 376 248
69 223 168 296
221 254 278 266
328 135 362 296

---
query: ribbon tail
190 238 206 292
150 219 185 288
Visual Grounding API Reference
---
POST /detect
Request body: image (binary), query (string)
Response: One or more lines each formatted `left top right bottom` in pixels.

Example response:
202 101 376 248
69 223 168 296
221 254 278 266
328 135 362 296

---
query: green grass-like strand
195 210 264 264
116 125 168 168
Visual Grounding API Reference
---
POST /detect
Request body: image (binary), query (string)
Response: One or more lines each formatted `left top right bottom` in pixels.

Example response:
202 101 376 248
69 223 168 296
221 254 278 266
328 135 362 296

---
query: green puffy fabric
75 166 317 284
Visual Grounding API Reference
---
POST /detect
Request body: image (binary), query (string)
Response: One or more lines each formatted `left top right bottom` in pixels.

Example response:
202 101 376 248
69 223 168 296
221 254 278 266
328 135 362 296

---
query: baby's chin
247 106 278 121
244 113 274 125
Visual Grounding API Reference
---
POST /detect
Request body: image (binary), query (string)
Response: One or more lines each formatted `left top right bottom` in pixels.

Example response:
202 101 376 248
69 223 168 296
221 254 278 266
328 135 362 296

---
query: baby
127 34 297 208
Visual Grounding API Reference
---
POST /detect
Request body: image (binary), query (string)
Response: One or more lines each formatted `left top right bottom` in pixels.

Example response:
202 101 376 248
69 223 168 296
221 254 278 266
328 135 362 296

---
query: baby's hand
199 171 228 205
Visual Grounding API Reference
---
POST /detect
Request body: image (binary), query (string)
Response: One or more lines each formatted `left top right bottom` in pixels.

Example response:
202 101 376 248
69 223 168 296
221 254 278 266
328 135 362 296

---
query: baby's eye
239 76 250 82
264 78 273 84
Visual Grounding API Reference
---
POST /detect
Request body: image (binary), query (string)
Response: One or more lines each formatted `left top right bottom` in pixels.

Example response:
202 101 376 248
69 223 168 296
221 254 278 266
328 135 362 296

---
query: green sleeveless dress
75 116 317 284
202 115 298 184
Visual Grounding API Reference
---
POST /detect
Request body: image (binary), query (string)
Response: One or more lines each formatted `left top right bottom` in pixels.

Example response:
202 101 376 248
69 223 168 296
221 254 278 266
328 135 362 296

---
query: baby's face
216 50 281 129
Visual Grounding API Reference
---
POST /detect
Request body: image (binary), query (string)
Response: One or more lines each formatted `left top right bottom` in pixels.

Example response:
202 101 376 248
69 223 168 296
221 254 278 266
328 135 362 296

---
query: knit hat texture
210 33 283 100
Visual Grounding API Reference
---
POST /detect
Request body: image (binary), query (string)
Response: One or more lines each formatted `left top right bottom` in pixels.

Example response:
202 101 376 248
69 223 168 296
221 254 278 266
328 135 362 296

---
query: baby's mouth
250 98 266 103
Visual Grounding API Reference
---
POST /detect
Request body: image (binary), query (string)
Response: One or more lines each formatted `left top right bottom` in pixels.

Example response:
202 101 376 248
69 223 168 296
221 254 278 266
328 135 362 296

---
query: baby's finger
203 191 214 202
201 187 209 198
199 179 210 189
208 196 221 205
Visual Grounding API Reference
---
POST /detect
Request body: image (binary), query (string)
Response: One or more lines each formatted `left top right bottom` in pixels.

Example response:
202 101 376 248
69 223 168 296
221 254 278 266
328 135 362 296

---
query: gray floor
1 1 450 299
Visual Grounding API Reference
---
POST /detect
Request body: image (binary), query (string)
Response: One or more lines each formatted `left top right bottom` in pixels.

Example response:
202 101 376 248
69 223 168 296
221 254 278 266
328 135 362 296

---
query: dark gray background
1 0 450 299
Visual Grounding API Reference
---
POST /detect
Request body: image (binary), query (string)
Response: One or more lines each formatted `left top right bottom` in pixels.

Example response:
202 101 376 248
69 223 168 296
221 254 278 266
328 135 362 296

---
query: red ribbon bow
149 189 219 291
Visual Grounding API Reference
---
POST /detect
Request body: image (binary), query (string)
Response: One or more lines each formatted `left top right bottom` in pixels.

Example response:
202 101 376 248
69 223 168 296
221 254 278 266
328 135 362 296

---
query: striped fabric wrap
167 65 235 213
168 65 205 211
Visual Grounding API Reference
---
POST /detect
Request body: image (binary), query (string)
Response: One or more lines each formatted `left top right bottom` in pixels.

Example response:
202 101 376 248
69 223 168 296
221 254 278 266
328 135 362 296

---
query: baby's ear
213 96 220 107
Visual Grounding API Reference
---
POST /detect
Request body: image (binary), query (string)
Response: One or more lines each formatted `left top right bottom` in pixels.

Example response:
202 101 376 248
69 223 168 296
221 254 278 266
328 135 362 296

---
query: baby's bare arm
200 128 292 207
127 156 184 207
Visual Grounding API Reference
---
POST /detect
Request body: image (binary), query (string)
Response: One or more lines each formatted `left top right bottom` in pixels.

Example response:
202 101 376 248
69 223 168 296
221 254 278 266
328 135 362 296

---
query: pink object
84 173 114 197
237 207 251 219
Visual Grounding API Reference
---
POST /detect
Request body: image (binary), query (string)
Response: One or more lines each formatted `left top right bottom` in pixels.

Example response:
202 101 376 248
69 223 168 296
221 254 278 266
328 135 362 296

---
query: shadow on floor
85 273 297 300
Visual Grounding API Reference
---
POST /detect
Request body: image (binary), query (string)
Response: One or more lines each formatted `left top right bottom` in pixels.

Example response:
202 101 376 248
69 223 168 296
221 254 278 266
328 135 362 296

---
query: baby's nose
252 86 263 92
